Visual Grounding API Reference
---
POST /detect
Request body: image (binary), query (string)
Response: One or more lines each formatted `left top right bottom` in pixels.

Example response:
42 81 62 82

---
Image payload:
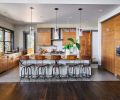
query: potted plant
63 43 73 55
63 38 80 56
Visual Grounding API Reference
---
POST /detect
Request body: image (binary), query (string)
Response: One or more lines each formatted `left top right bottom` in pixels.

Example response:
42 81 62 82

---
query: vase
66 49 70 55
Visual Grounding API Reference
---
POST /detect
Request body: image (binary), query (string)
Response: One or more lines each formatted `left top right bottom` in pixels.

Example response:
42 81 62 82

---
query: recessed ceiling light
40 16 43 18
68 16 72 19
3 11 7 14
98 9 103 12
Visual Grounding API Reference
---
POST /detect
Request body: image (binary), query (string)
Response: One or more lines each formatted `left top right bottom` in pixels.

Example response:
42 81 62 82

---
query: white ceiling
0 0 120 4
0 4 119 27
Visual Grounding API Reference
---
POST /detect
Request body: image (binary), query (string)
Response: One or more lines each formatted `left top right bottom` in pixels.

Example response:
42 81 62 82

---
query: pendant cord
55 8 59 31
79 10 82 29
56 9 57 29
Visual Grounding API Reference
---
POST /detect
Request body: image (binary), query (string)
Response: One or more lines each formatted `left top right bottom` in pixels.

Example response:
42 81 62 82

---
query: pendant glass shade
30 26 34 33
78 28 83 36
54 27 59 39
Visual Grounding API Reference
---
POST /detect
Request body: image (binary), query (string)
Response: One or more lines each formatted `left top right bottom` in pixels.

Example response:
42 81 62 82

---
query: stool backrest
35 55 45 60
51 55 61 60
20 56 29 60
67 55 77 60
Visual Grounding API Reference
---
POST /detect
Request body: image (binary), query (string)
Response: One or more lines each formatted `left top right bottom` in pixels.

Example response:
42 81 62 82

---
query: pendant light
54 8 59 39
30 7 34 35
78 8 83 36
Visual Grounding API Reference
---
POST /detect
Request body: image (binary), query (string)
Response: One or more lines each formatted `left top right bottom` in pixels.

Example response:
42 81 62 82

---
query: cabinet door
62 28 76 45
80 31 92 60
37 28 51 46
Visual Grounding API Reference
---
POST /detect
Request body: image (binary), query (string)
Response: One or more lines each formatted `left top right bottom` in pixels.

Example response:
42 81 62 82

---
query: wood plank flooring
0 82 120 100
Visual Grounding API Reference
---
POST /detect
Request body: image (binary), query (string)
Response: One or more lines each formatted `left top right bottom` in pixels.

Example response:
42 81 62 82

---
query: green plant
63 43 73 50
67 38 80 50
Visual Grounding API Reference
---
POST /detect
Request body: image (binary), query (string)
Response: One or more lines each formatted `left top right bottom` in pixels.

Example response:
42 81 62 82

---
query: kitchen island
19 54 91 78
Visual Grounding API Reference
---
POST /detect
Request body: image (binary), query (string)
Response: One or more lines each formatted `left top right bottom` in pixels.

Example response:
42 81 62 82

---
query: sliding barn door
80 31 92 60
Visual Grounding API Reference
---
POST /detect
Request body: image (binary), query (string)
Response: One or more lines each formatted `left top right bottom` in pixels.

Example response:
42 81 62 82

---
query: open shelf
51 39 63 41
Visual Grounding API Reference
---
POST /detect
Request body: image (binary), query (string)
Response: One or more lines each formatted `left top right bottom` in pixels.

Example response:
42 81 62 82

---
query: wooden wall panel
102 14 120 75
114 15 120 40
102 18 115 74
62 28 76 45
37 28 51 46
114 15 120 76
115 41 120 76
80 31 92 60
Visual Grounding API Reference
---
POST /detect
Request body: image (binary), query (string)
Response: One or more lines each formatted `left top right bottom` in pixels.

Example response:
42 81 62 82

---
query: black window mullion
10 30 14 50
3 29 5 53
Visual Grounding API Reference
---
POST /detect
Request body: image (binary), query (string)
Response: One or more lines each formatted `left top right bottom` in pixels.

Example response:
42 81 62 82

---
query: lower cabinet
0 54 20 73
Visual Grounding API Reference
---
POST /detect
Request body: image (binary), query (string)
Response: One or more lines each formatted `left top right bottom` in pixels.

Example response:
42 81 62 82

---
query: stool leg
72 67 73 77
24 67 25 78
86 67 89 77
74 67 77 79
79 66 83 78
27 67 30 80
82 67 84 77
21 67 25 79
58 67 61 79
38 67 40 78
43 67 46 79
29 67 32 79
36 67 38 78
52 67 54 78
67 67 69 78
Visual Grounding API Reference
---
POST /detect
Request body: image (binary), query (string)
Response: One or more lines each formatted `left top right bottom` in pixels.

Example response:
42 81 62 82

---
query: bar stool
35 55 49 79
66 55 78 78
76 59 84 78
51 55 63 78
81 57 91 77
20 56 33 79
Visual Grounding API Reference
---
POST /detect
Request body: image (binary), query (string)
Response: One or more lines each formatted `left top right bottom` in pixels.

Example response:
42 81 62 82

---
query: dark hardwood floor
0 81 120 100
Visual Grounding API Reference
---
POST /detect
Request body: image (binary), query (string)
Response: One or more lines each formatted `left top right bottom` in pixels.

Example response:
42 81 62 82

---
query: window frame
0 26 14 53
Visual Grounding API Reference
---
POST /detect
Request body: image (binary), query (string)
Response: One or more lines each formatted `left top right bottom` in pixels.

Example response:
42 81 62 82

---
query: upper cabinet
37 28 51 46
62 28 76 45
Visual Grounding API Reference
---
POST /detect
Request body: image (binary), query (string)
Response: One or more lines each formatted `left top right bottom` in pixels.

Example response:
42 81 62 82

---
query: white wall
37 24 98 30
14 25 37 50
14 25 24 49
92 31 99 62
0 18 15 30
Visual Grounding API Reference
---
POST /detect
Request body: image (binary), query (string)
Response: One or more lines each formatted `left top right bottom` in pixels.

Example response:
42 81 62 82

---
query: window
0 28 3 52
0 27 14 53
5 30 12 53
